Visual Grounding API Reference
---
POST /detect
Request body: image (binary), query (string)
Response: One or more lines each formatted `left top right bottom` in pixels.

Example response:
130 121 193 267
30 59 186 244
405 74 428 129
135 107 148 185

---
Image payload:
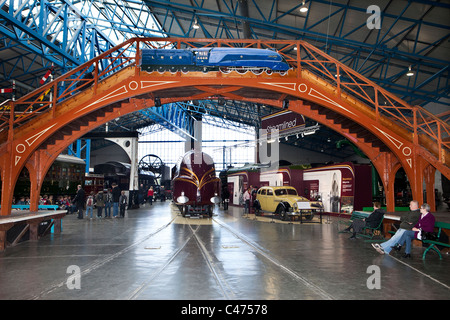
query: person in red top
397 203 435 258
147 187 154 205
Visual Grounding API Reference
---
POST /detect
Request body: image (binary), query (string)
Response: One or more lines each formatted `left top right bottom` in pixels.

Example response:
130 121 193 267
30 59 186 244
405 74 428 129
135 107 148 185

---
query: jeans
113 202 119 217
105 202 111 217
244 200 250 214
380 228 407 254
397 230 416 254
86 205 94 218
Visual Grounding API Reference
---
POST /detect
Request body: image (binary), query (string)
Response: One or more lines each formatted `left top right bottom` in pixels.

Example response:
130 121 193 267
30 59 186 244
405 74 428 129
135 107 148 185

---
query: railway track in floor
30 211 335 300
127 214 335 300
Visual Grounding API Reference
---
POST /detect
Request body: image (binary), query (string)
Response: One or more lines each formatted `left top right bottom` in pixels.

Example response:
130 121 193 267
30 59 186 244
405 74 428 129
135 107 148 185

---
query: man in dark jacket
344 202 385 239
73 185 85 219
111 183 121 218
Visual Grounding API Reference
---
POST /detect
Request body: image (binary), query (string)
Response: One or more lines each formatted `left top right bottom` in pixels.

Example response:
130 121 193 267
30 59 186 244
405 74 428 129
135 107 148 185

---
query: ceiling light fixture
193 18 200 29
299 1 308 13
406 65 414 77
303 130 316 136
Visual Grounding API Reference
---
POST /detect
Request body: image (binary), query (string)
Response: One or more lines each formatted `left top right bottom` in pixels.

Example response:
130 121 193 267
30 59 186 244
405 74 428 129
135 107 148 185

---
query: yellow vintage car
254 186 323 221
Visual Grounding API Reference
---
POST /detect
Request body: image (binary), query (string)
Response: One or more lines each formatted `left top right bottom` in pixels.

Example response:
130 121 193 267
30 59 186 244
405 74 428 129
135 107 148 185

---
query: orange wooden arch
0 38 448 215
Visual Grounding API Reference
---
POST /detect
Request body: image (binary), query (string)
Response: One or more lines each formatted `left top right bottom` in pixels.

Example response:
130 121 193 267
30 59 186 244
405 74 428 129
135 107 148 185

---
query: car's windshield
275 188 297 196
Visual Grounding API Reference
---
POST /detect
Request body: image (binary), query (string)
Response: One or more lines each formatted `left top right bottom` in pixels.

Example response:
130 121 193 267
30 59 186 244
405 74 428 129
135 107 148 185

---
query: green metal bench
359 215 385 240
338 211 369 232
338 211 384 240
422 221 450 260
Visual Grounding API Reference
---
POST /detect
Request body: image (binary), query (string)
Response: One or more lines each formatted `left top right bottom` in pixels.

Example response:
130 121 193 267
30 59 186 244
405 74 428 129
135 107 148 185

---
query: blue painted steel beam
0 0 162 94
143 0 449 106
136 99 272 138
0 0 447 109
67 138 90 173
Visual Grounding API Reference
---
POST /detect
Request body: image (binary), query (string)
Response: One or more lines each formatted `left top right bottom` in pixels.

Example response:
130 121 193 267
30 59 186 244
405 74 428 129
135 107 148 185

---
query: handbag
421 230 437 241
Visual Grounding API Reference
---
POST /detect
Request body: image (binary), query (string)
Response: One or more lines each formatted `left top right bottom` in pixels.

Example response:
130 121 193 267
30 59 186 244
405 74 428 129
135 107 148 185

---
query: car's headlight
293 202 298 211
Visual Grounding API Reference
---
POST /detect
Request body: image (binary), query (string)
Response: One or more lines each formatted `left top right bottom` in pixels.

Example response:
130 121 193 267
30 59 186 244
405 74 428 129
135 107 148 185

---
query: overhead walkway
0 38 448 215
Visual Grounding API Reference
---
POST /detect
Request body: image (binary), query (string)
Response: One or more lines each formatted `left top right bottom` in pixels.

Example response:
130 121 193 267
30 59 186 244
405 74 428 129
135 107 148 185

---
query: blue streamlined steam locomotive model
141 47 290 75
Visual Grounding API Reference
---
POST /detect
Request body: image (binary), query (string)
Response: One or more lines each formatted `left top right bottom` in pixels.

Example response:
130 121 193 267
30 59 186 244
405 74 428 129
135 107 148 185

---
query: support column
105 137 139 191
25 152 44 212
185 119 202 153
424 165 436 211
408 152 431 208
129 137 139 191
0 144 16 216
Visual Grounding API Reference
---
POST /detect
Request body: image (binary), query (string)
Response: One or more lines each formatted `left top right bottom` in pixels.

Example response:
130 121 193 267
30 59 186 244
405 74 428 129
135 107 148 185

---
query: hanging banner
260 110 305 138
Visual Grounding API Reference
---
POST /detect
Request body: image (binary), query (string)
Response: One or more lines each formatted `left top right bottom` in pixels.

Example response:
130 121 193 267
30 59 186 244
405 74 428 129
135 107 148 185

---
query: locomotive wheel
236 68 248 74
169 66 178 73
181 66 189 74
157 66 167 73
251 68 264 75
265 69 273 75
139 154 164 179
219 67 231 74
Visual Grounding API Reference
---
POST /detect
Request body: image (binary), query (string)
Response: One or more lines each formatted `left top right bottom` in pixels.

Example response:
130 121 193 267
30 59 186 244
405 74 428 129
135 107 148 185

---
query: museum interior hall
0 0 448 303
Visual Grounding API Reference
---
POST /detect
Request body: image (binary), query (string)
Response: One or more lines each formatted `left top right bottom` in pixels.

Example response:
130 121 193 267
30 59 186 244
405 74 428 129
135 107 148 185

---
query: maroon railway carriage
172 151 221 217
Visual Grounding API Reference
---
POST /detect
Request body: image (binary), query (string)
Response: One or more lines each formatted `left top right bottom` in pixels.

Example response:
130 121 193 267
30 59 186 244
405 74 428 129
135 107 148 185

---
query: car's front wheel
278 207 287 221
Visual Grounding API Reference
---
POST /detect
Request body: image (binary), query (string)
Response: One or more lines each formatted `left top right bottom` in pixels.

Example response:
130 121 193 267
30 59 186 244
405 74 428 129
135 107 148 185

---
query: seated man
372 200 420 255
343 202 385 239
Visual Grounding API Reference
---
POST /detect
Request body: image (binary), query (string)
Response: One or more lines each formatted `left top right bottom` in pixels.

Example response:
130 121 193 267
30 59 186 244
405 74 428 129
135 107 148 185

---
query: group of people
72 183 128 220
14 194 74 210
344 200 435 258
15 183 165 219
371 200 435 258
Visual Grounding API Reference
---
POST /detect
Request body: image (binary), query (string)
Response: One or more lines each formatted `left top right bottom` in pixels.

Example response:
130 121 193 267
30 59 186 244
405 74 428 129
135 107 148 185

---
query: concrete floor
0 201 449 300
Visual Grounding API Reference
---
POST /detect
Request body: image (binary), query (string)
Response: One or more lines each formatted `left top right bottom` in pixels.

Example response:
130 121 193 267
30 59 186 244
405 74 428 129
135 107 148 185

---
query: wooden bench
1 205 60 210
422 221 450 260
0 210 66 251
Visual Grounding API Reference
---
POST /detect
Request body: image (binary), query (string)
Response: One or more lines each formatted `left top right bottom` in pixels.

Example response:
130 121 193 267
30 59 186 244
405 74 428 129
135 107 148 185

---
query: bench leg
53 219 62 234
0 230 6 251
422 244 442 260
29 222 39 241
0 223 14 251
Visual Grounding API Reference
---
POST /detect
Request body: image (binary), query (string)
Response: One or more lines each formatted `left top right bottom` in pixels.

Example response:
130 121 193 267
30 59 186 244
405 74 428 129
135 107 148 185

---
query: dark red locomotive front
172 151 221 217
